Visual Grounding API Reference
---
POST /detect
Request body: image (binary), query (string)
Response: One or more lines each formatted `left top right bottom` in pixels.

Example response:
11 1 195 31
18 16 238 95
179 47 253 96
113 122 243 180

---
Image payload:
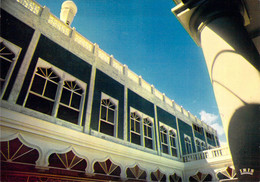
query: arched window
169 130 177 157
143 118 153 149
184 136 192 154
0 42 15 94
25 67 60 115
130 112 141 145
23 59 86 125
160 126 168 154
57 81 83 124
99 98 117 136
196 140 202 152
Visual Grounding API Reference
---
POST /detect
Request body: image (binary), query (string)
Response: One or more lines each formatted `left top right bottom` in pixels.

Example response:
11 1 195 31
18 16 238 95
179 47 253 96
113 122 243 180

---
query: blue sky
37 0 226 144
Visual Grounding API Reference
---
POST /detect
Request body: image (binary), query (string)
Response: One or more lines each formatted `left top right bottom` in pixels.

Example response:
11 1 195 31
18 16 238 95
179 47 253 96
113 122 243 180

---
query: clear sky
36 0 226 144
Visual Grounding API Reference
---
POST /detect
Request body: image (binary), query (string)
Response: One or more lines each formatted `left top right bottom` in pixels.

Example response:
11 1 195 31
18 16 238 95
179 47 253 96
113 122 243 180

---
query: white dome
61 1 77 14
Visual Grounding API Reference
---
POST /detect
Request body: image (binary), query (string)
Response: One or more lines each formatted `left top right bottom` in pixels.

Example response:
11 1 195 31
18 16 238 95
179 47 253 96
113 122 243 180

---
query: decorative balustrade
48 14 71 36
175 104 182 113
111 58 124 73
183 108 189 117
154 88 163 101
142 79 152 93
165 96 173 107
17 0 42 15
182 146 230 162
74 32 94 52
128 70 139 84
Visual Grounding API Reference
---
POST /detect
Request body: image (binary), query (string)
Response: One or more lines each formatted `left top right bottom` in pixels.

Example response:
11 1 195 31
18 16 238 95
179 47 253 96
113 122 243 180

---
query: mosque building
1 0 254 181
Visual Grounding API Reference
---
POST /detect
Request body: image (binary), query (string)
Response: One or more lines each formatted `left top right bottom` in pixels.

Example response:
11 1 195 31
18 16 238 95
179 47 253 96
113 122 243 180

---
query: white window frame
159 125 169 154
98 92 119 137
159 123 179 157
184 134 193 154
129 107 154 149
23 58 86 125
0 37 21 99
195 137 206 152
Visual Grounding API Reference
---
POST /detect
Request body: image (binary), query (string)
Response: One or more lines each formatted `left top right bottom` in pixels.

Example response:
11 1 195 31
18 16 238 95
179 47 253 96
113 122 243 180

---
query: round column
190 0 260 180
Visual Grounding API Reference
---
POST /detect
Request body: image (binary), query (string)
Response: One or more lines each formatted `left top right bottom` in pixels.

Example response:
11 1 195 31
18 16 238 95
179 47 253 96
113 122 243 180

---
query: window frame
184 134 193 155
0 37 21 99
23 58 87 126
159 123 178 157
98 92 119 137
129 107 155 150
195 137 206 152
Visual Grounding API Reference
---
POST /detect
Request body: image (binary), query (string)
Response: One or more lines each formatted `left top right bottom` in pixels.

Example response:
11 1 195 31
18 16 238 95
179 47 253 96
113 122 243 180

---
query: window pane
144 126 147 136
148 127 152 138
171 137 176 147
171 148 177 157
30 75 45 95
25 94 53 115
101 106 107 120
107 108 114 123
0 58 11 81
131 133 141 145
131 119 135 131
163 133 167 144
136 121 140 133
44 80 58 100
57 105 79 124
145 138 153 149
162 145 168 154
60 88 71 105
71 93 81 109
100 121 114 136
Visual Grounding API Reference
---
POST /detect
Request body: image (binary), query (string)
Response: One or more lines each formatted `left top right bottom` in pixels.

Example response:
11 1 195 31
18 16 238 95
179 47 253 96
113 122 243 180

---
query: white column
153 105 161 155
200 17 260 141
8 30 41 103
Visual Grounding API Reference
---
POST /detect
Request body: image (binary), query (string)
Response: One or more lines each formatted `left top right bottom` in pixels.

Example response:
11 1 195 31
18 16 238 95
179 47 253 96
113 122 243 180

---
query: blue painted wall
90 69 124 139
178 119 196 155
1 10 34 101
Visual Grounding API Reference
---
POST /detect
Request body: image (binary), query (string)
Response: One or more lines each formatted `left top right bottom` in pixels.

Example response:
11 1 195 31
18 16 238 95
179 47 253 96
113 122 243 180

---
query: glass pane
107 108 115 123
101 106 107 120
163 133 167 144
44 80 58 100
131 133 141 145
148 127 152 138
162 145 168 154
0 58 11 80
144 126 147 136
71 93 81 109
30 74 45 95
145 138 153 149
57 105 79 124
136 121 140 133
100 121 114 136
60 88 71 105
171 148 177 157
25 94 53 115
171 137 176 147
131 119 135 131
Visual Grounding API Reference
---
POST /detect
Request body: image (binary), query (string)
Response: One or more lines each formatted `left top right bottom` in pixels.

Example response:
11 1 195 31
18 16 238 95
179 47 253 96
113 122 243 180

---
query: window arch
184 136 192 154
0 39 20 98
99 98 117 136
169 130 177 157
160 126 168 154
25 67 60 115
143 118 153 149
23 59 86 126
130 112 141 145
57 81 84 124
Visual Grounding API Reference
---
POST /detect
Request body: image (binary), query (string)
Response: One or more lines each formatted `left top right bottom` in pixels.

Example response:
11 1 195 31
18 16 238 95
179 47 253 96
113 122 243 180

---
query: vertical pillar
153 105 161 155
188 1 260 180
123 65 128 141
83 44 98 133
8 30 41 103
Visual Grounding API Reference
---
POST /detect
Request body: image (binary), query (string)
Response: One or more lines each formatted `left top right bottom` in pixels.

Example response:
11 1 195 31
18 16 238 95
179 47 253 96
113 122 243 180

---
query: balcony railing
182 146 231 162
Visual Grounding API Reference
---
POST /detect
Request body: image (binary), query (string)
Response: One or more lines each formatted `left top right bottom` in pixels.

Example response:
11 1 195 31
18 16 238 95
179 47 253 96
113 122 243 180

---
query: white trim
98 92 119 137
0 37 22 99
184 134 193 154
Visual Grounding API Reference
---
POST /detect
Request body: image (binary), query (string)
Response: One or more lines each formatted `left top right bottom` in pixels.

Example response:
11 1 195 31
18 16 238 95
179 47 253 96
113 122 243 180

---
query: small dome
61 1 77 15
